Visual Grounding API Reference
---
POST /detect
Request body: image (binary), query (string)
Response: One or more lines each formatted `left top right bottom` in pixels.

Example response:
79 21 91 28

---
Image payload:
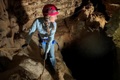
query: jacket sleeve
26 19 38 44
45 22 57 53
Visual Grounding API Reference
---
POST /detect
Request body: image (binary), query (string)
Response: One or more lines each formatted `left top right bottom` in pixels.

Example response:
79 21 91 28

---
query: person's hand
22 43 28 49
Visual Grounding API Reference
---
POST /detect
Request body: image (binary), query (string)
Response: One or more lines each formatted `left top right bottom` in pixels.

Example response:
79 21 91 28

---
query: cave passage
61 30 118 80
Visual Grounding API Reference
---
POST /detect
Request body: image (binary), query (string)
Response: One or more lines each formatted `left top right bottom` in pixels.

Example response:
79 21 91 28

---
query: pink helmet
42 4 59 16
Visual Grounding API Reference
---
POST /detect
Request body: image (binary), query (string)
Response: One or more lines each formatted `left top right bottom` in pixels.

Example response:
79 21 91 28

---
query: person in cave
22 4 59 69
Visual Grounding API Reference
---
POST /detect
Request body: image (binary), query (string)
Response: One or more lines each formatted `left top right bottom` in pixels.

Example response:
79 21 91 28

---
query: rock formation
0 0 120 80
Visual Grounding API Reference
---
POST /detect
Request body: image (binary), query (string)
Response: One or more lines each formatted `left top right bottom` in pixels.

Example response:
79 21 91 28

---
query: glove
22 43 28 48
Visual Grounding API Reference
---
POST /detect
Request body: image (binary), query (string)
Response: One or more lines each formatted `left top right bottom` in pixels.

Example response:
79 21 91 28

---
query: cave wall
0 0 120 80
0 0 83 58
6 0 82 31
0 0 83 80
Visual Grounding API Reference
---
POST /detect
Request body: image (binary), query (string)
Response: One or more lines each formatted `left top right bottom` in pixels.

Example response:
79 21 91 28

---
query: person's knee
50 58 56 63
49 54 54 59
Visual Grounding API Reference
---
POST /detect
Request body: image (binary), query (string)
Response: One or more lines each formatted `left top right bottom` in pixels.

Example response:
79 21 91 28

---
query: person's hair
44 16 55 35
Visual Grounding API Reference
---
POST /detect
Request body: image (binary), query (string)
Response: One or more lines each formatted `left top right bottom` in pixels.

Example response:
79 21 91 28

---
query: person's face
49 15 57 22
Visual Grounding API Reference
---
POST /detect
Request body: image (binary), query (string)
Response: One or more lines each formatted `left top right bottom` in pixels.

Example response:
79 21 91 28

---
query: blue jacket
26 17 57 53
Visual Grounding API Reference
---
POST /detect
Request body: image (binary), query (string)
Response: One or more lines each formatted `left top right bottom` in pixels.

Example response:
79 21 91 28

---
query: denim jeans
41 40 56 68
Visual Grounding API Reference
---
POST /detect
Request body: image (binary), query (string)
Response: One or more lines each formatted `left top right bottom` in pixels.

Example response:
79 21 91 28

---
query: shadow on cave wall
61 29 119 80
7 0 29 32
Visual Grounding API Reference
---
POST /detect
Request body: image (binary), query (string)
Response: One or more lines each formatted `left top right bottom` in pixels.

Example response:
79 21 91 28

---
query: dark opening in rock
61 30 118 80
0 56 11 72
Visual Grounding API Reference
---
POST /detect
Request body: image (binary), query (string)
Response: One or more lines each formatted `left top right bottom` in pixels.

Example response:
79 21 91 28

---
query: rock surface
0 0 120 80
